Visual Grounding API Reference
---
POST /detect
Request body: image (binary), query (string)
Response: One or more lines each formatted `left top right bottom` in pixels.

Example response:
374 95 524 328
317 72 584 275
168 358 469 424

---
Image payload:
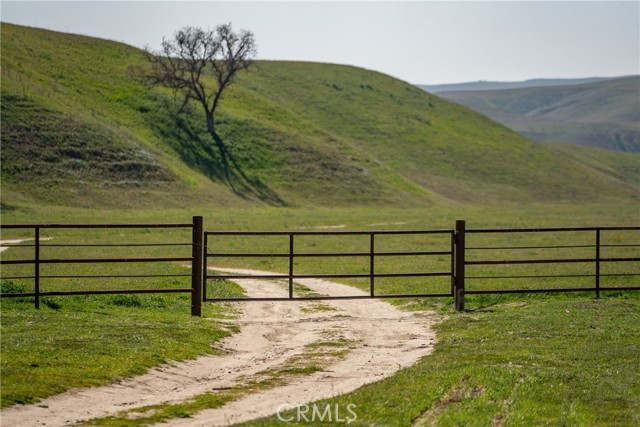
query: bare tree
137 24 256 162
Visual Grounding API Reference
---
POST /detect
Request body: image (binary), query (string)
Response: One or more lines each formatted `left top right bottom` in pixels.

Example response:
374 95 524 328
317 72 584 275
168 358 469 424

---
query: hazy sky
1 1 639 84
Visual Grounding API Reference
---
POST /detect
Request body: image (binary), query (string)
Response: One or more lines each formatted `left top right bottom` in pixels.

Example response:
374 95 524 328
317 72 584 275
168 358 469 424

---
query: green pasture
1 204 639 425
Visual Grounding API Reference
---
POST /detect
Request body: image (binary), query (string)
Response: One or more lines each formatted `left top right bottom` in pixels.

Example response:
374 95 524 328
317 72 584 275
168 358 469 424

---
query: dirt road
1 268 438 426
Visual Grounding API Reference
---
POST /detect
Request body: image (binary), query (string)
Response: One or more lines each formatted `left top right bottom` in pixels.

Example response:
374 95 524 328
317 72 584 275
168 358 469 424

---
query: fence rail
0 217 203 316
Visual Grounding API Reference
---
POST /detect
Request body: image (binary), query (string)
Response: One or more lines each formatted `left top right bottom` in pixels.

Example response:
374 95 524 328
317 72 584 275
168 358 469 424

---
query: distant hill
418 77 622 94
1 23 638 209
428 77 640 152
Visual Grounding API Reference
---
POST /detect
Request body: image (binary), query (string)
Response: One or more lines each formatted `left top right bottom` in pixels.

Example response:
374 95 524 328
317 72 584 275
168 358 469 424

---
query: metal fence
205 222 639 310
2 218 638 314
203 230 455 301
0 217 203 316
454 220 640 310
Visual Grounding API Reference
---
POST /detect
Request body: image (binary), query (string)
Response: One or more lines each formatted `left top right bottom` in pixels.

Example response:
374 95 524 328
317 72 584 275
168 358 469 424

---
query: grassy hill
435 77 640 152
549 143 640 188
1 23 638 209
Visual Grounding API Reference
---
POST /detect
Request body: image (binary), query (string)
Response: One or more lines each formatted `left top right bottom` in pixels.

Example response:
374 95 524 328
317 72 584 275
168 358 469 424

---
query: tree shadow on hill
210 131 287 205
150 100 286 206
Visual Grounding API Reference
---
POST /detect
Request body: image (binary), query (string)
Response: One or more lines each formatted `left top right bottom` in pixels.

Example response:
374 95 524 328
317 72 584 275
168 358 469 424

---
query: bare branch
135 24 256 136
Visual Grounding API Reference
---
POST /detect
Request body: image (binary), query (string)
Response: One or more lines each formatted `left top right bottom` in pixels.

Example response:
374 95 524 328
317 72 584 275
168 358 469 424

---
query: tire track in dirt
1 268 438 427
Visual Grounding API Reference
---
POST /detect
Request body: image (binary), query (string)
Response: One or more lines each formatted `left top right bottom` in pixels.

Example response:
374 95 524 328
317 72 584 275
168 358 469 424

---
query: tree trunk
206 111 215 135
205 110 230 182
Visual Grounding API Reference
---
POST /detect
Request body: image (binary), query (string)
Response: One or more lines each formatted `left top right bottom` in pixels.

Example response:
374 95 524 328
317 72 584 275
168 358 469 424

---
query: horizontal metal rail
205 230 452 236
466 226 640 233
467 244 595 250
467 257 640 265
468 273 596 279
468 273 638 281
1 274 192 280
1 223 193 229
466 286 640 295
1 243 192 248
1 288 192 298
206 293 453 302
0 257 193 265
467 288 602 295
207 272 451 280
207 250 451 258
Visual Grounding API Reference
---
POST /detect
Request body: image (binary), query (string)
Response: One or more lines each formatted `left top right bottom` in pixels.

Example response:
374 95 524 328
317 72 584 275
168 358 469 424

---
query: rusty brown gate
202 229 456 302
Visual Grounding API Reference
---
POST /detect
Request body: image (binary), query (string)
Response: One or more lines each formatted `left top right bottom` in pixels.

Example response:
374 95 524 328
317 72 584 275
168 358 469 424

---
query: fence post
289 233 294 299
370 233 375 297
455 220 466 312
595 228 601 299
191 216 203 317
35 226 40 310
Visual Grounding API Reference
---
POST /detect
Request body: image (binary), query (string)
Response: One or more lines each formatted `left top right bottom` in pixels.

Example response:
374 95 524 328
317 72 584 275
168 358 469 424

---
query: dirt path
1 268 438 427
0 238 52 253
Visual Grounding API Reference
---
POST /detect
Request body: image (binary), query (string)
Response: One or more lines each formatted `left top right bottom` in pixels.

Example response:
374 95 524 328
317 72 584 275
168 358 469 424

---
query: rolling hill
431 77 640 152
1 23 638 209
418 77 616 94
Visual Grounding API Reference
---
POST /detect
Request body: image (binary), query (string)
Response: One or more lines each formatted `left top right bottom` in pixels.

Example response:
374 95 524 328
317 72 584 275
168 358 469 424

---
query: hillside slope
435 77 640 152
549 143 640 189
1 23 638 208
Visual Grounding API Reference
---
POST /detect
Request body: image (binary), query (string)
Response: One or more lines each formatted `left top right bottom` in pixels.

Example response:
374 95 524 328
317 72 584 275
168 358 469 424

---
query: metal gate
203 229 455 302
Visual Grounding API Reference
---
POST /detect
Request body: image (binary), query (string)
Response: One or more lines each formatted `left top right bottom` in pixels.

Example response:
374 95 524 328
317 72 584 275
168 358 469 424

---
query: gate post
35 226 41 310
191 216 203 317
289 233 294 299
370 233 375 297
595 228 601 299
455 220 466 312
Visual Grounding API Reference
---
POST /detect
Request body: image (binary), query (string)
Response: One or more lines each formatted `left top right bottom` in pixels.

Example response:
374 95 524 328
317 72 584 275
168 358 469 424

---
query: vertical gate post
370 233 375 297
455 220 466 312
289 233 294 299
595 228 601 299
35 226 40 309
191 216 203 317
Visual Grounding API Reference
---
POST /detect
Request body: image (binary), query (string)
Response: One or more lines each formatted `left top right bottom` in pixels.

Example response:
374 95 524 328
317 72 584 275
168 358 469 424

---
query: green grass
0 292 236 408
244 295 640 427
1 204 638 425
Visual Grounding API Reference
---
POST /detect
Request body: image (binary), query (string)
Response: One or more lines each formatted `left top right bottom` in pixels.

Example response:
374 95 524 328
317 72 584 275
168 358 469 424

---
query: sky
1 1 639 85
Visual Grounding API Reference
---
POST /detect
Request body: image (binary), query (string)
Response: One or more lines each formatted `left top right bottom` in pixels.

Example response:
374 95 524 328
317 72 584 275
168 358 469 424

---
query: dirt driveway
1 267 438 426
